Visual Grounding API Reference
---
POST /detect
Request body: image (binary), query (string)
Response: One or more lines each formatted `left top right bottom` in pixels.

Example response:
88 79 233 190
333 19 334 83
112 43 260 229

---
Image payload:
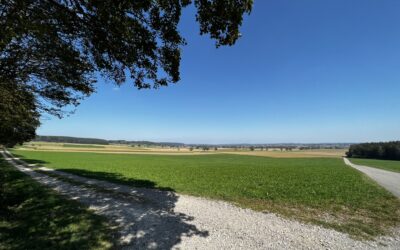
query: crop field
11 149 400 239
15 142 346 158
223 148 346 158
63 144 105 148
16 142 201 154
350 158 400 173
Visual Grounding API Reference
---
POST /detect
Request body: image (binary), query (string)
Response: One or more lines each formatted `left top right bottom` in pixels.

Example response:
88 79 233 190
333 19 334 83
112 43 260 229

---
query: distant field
12 149 400 239
16 141 346 158
222 148 346 158
63 144 105 148
350 158 400 173
16 142 190 154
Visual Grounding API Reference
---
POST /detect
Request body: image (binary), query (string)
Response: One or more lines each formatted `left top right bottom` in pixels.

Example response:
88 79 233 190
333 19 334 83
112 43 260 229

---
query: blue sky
38 0 400 144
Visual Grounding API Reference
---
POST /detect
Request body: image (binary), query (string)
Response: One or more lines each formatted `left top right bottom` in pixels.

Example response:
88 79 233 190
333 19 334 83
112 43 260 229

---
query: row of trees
34 136 189 147
114 140 184 147
34 136 109 145
189 146 218 151
346 141 400 160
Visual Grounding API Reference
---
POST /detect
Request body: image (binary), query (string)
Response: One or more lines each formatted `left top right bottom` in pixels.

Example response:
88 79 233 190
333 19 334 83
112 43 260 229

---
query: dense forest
34 136 109 145
346 141 400 160
33 136 184 147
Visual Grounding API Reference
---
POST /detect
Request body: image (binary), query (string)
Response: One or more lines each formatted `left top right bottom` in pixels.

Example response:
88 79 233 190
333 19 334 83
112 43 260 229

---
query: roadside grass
0 156 115 250
350 158 400 173
12 150 400 239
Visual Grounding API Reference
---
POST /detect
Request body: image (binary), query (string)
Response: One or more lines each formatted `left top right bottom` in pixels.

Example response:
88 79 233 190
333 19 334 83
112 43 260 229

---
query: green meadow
12 150 400 239
351 158 400 173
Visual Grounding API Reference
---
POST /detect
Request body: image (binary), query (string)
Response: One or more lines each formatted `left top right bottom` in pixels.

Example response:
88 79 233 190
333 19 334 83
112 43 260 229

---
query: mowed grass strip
350 158 400 173
12 150 400 239
0 156 115 250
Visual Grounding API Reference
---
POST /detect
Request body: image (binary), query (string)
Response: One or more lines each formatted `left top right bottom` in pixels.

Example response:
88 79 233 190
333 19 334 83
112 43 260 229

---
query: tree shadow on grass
59 168 174 191
55 168 209 249
10 153 49 165
5 151 209 249
0 158 114 250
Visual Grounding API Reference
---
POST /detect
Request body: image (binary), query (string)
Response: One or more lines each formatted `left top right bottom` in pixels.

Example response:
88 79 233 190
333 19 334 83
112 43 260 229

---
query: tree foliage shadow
9 153 49 165
59 168 174 191
5 152 209 249
56 168 209 249
0 158 115 250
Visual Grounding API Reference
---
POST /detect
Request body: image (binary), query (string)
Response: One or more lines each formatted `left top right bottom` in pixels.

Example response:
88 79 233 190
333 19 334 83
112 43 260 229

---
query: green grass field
350 158 400 173
0 156 114 250
11 150 400 239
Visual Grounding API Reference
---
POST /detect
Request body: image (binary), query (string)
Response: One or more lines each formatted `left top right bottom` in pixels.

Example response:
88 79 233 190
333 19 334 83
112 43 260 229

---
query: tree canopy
346 142 400 161
0 82 40 147
0 0 253 146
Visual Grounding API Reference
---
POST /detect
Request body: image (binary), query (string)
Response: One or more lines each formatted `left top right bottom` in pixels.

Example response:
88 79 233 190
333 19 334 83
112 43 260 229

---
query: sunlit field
223 148 346 158
12 149 400 239
351 158 400 173
15 142 346 158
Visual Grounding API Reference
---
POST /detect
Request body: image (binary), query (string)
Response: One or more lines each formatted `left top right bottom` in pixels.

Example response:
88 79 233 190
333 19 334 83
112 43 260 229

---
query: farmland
62 144 106 148
15 141 346 158
350 158 400 173
11 148 400 239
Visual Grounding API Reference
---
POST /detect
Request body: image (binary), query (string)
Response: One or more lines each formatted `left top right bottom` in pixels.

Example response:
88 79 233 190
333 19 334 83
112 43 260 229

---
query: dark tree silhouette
0 0 253 145
347 142 400 161
0 83 40 147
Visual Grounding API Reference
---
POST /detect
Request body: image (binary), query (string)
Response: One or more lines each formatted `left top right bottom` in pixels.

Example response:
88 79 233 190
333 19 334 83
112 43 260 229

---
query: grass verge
350 158 400 173
11 150 400 239
0 155 115 250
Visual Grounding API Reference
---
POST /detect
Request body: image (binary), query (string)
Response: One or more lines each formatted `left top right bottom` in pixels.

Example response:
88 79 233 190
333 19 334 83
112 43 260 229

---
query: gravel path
344 158 400 198
2 151 400 249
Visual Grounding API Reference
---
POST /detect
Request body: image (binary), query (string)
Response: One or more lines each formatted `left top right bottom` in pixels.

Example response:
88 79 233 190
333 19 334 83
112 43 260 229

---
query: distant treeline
34 135 353 150
108 140 184 147
34 136 184 147
188 144 350 149
346 141 400 160
34 136 109 145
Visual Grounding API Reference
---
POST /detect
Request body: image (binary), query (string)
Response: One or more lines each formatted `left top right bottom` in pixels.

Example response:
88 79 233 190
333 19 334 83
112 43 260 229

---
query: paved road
344 158 400 198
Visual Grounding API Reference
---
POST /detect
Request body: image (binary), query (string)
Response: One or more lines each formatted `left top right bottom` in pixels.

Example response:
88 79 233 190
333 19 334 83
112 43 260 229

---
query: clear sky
38 0 400 144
